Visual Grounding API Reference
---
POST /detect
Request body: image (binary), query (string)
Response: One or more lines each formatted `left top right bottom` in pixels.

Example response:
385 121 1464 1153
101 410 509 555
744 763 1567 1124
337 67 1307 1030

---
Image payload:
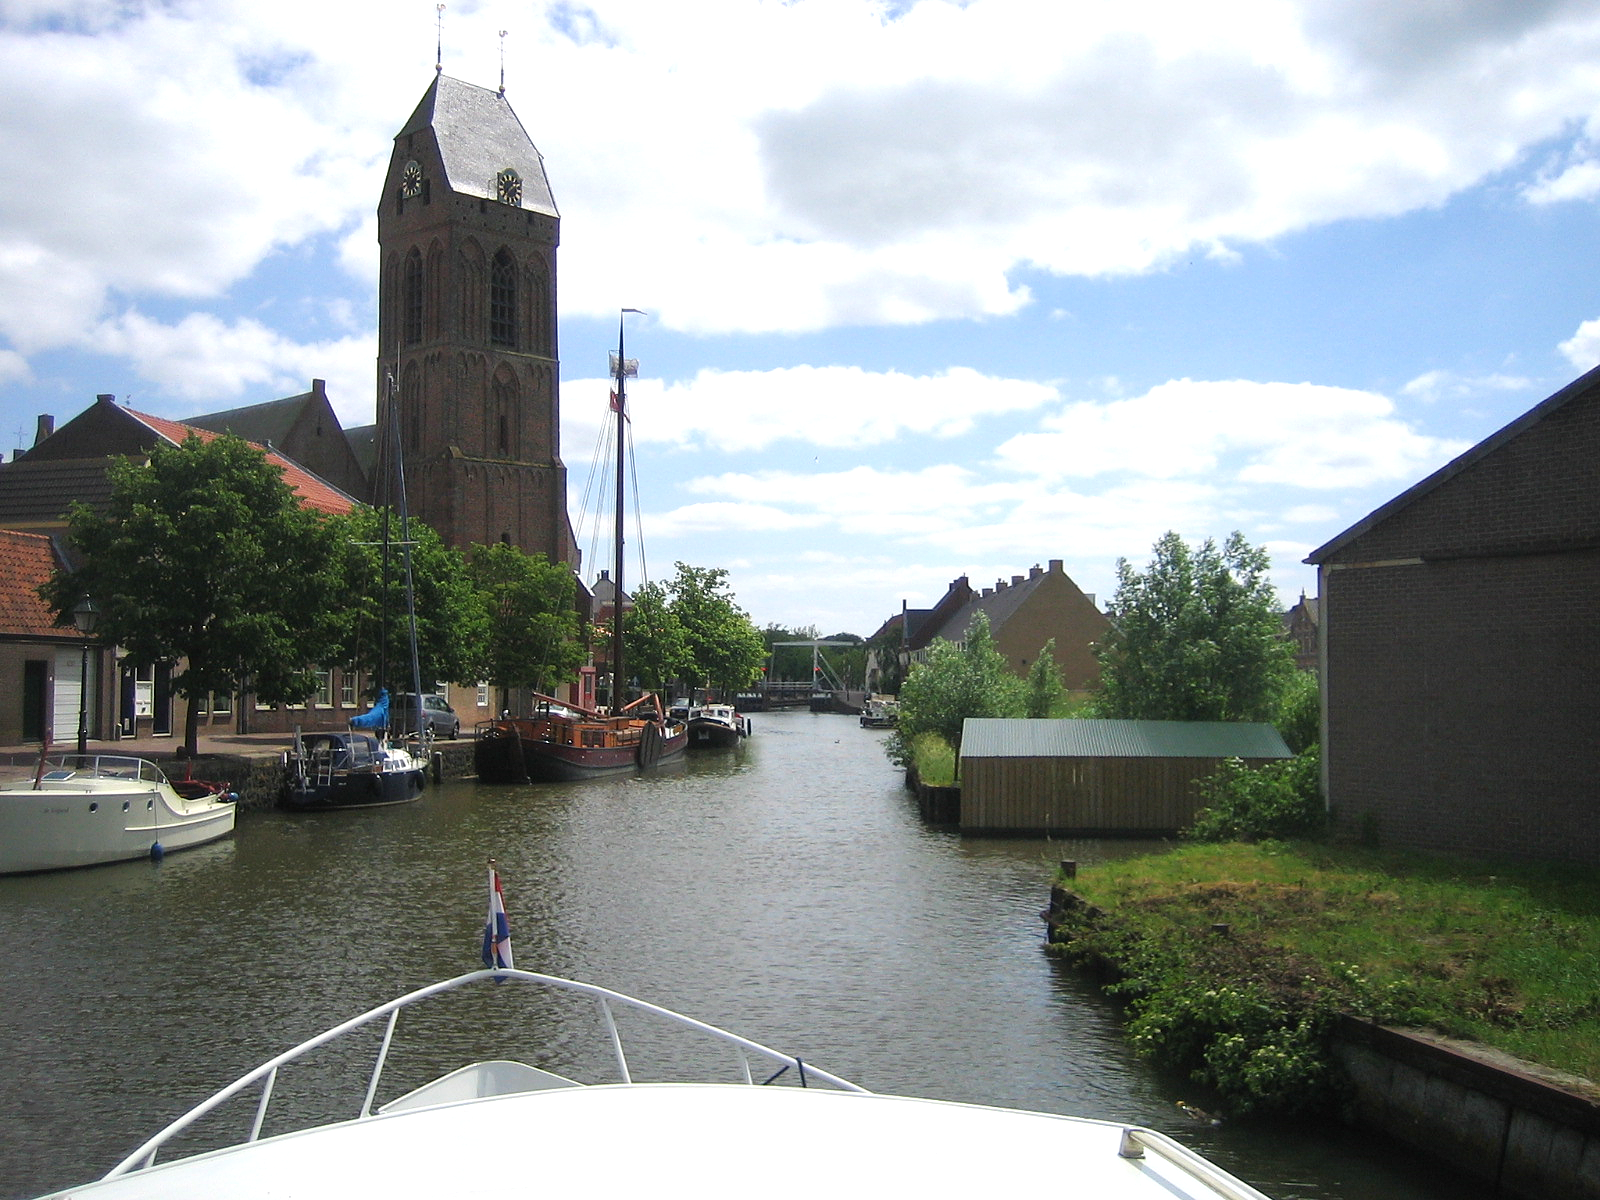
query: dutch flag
482 862 514 975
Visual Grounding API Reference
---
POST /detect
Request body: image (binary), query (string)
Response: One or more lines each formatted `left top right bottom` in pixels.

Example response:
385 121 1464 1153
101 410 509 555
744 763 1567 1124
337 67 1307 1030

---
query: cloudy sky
5 0 1600 637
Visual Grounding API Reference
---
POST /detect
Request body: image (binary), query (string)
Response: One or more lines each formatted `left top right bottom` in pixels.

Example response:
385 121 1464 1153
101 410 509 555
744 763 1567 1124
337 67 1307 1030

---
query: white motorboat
30 968 1272 1199
0 753 236 874
686 701 750 748
859 695 899 728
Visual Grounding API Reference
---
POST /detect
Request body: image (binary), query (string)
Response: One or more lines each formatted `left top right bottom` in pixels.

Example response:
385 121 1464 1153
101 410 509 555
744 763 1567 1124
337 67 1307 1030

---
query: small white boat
859 695 899 728
0 753 236 874
30 968 1272 1199
686 701 750 748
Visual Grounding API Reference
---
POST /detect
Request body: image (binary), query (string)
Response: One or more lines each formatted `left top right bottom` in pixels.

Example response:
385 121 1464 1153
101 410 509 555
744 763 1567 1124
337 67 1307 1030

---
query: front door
153 661 173 736
22 660 46 742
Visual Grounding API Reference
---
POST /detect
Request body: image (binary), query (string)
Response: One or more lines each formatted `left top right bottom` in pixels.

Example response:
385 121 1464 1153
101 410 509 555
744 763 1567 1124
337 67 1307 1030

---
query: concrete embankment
1044 884 1600 1200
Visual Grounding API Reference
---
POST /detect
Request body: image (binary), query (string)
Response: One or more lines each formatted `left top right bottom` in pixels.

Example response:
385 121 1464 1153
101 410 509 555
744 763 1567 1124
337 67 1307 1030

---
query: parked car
390 693 460 739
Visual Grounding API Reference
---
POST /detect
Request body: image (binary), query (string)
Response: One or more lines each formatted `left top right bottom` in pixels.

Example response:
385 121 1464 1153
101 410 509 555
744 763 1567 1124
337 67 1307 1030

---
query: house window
315 670 333 707
490 249 516 348
340 672 356 707
477 681 490 707
213 691 232 715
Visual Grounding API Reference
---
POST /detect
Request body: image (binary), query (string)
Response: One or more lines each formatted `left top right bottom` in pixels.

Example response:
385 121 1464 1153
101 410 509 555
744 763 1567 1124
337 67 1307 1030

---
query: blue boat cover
349 688 389 730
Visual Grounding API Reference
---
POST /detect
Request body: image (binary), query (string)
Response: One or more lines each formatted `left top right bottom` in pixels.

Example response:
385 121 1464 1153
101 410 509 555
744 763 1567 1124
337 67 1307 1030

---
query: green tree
41 433 341 756
866 623 906 695
467 542 585 700
823 632 866 690
665 563 767 696
322 507 486 694
1275 669 1321 755
1094 531 1295 723
1025 638 1065 718
763 623 818 681
888 611 1023 767
623 580 692 695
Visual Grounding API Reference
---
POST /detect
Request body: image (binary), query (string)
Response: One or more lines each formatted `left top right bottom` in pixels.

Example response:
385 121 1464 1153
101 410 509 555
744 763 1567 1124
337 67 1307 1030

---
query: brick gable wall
1317 375 1600 865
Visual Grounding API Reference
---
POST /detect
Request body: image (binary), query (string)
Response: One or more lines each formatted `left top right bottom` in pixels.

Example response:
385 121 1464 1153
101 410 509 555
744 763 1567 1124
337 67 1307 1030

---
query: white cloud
993 378 1470 489
1559 317 1600 371
6 0 1600 363
1525 159 1600 205
564 364 1056 456
1402 369 1531 403
89 311 373 424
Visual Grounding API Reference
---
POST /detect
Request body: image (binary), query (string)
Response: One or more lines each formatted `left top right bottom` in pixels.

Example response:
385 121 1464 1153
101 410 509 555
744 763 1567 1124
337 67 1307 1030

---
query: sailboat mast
609 309 643 712
611 316 627 711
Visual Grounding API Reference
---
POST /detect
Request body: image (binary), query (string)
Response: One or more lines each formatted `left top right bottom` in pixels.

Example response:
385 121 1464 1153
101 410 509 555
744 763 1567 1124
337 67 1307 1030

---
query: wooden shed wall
960 755 1281 835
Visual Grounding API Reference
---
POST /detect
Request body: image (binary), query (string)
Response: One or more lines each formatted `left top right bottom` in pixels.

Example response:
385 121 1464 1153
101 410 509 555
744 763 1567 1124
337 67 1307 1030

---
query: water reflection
0 710 1485 1199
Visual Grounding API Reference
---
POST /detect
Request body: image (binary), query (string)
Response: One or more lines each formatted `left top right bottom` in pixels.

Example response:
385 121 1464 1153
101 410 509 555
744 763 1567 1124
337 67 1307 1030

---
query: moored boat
0 753 236 874
27 965 1274 1200
479 312 691 786
474 693 687 783
686 701 749 748
281 730 428 810
859 696 899 729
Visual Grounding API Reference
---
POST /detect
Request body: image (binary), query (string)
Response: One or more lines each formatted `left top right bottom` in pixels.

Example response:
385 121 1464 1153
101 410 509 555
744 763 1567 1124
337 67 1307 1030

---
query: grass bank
1050 841 1600 1115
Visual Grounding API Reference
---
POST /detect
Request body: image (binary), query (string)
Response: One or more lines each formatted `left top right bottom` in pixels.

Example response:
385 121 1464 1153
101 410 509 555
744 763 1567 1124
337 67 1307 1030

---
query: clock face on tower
496 168 523 206
401 160 423 198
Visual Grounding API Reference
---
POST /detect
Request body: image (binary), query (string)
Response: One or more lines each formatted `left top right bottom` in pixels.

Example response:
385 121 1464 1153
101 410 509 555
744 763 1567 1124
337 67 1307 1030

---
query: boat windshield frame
37 754 168 785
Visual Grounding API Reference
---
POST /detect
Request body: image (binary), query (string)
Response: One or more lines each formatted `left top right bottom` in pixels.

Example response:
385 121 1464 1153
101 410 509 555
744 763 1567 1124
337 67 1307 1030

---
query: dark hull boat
685 703 749 749
475 696 688 784
281 731 427 811
479 312 693 787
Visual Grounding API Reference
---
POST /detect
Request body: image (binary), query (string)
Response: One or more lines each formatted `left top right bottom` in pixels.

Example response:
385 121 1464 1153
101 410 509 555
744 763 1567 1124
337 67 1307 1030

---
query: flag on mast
482 861 513 973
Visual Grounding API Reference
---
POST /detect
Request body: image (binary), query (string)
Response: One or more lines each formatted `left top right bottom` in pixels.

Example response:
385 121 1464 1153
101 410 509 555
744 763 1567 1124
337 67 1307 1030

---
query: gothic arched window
403 249 424 346
490 249 517 348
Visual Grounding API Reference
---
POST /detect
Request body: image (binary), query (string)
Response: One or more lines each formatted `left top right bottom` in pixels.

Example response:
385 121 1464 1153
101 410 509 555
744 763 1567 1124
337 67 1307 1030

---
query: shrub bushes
1184 748 1324 842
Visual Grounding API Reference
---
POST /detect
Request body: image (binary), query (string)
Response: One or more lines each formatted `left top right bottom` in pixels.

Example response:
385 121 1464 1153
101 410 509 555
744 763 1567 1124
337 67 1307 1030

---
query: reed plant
1052 841 1600 1115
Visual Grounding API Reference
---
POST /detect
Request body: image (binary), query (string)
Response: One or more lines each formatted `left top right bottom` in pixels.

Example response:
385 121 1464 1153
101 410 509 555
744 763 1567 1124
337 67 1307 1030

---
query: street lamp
72 595 99 756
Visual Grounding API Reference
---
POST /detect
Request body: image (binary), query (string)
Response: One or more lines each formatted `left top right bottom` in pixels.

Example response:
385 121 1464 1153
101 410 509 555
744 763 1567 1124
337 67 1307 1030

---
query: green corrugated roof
961 718 1291 760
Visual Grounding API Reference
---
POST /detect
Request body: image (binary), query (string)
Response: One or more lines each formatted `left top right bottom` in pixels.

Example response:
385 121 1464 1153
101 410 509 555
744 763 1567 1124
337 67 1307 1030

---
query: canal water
0 709 1484 1199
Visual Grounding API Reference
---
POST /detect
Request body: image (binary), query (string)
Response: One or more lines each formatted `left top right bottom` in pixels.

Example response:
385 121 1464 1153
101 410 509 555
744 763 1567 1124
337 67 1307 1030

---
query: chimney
33 414 55 445
1048 559 1064 574
1030 564 1042 579
1011 575 1024 587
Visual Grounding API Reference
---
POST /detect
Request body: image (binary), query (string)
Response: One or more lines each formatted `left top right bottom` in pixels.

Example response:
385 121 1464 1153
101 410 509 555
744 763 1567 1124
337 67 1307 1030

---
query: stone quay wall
181 739 479 812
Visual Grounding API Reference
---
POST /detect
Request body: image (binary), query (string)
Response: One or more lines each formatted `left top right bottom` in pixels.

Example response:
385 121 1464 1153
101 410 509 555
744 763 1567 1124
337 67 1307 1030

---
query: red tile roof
0 530 68 637
125 408 356 516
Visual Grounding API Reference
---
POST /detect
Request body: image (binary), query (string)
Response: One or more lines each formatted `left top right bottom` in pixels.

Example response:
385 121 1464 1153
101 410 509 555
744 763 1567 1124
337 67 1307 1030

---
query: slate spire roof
401 74 558 216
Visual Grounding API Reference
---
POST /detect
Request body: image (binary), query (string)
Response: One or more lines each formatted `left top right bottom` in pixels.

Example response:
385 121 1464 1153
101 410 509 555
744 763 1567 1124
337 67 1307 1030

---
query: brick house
189 379 370 503
901 560 1110 694
0 530 95 746
0 395 359 740
1305 364 1600 865
1282 592 1319 672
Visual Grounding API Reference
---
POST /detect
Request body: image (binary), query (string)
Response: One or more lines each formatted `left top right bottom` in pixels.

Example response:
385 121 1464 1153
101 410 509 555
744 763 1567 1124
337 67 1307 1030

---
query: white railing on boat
38 755 168 784
1118 1128 1274 1200
106 968 866 1179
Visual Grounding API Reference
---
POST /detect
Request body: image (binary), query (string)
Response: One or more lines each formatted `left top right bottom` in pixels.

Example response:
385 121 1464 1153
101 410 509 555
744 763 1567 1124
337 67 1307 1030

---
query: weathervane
435 4 445 74
498 29 508 95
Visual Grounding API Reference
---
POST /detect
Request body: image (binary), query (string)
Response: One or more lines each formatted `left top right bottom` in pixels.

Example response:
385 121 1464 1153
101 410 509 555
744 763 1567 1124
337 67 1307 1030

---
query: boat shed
958 718 1292 836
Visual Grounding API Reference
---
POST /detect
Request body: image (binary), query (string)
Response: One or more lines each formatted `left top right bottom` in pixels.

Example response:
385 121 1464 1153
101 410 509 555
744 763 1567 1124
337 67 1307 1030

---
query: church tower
375 74 577 566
